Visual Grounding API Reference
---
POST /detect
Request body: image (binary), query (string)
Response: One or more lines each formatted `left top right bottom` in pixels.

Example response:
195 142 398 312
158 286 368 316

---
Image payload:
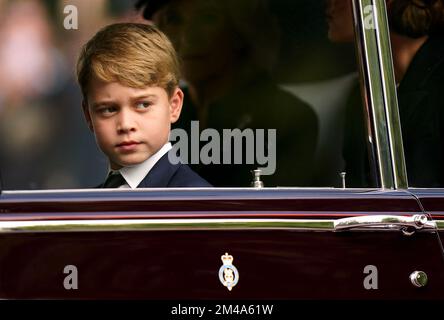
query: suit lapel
138 151 181 188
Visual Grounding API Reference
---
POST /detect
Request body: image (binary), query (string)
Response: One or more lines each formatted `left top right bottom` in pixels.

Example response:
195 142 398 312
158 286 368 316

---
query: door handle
334 214 436 235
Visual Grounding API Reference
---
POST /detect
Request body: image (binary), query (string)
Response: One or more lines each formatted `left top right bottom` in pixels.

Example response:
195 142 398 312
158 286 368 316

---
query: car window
384 2 444 188
0 0 381 190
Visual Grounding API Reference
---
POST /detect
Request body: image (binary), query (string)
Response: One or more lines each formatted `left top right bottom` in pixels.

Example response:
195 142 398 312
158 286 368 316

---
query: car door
0 187 442 299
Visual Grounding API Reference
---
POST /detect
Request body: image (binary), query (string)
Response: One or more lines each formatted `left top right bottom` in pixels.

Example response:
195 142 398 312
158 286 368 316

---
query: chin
115 154 151 167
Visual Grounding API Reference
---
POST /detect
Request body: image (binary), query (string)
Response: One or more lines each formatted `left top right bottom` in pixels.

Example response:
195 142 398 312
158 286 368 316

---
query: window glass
385 0 444 188
0 0 379 190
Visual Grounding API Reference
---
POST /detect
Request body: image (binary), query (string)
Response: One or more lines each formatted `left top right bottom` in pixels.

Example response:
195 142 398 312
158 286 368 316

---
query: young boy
76 23 211 188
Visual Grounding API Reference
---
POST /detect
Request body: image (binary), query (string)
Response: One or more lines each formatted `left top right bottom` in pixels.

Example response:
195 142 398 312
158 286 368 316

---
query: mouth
116 141 141 152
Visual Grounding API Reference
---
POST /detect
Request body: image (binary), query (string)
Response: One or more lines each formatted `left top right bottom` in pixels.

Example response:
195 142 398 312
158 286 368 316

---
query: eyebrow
90 95 158 110
130 94 158 101
90 101 116 110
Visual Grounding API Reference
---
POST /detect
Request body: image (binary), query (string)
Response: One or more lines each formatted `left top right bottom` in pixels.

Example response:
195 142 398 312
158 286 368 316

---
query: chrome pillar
352 0 408 189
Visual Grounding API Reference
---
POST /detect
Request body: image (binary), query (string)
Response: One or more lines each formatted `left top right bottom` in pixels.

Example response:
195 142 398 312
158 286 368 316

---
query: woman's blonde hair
388 0 444 37
76 23 180 100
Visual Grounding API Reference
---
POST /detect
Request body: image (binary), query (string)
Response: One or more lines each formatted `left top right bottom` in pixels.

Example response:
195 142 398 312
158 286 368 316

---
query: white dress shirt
107 142 172 189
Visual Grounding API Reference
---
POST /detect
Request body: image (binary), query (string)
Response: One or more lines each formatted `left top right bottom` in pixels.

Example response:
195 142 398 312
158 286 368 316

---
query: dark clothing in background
343 36 444 187
342 83 375 187
173 75 319 187
397 36 444 186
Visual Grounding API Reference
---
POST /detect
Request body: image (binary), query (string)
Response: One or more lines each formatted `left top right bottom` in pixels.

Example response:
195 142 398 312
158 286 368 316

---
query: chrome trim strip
436 220 444 230
0 188 410 203
353 0 392 188
0 219 334 232
373 0 408 189
0 218 438 233
352 0 408 189
1 187 358 195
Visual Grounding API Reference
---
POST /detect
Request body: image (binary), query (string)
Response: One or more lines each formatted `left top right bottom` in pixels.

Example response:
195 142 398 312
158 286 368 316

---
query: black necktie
102 172 126 188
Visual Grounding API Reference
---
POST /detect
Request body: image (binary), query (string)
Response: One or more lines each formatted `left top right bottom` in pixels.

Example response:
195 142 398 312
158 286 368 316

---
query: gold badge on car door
218 252 239 291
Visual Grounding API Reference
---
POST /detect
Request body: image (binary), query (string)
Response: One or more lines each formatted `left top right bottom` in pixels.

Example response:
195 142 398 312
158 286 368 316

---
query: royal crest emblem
218 252 239 291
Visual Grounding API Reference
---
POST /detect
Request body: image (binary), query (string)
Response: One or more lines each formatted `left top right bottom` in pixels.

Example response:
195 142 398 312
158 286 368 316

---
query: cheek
141 111 171 141
92 120 114 146
154 117 171 137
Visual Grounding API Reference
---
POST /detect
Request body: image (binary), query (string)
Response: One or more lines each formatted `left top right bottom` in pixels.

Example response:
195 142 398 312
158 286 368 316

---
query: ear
169 87 184 124
82 100 94 132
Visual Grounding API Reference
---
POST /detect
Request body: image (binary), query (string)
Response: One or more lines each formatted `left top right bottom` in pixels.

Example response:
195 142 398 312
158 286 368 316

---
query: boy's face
83 77 183 170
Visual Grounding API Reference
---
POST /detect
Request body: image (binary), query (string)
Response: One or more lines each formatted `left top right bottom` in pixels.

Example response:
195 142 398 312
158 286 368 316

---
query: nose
116 109 136 134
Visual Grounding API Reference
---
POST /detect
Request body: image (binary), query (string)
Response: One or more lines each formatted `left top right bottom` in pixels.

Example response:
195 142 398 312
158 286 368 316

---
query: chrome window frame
352 0 408 190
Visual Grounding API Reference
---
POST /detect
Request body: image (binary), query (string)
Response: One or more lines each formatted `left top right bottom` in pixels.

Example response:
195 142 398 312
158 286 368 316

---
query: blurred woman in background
327 0 444 187
137 0 319 187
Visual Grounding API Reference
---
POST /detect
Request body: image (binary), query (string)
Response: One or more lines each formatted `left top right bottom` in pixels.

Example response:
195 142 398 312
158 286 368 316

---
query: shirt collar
108 142 172 189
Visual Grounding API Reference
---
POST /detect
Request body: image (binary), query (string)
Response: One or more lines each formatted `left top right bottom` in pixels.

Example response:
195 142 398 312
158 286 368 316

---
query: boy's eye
135 102 151 110
98 106 117 115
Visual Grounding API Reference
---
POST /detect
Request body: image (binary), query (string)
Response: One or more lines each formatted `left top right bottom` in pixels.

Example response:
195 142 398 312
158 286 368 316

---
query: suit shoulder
168 164 212 187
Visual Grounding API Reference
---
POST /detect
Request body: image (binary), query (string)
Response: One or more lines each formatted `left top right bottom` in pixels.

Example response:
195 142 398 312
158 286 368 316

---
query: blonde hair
76 23 180 100
388 0 444 37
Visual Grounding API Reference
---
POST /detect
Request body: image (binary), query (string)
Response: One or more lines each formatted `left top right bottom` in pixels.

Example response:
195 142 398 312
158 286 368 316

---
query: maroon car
0 0 443 300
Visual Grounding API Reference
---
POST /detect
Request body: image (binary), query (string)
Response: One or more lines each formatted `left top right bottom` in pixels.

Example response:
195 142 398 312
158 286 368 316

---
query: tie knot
102 172 126 188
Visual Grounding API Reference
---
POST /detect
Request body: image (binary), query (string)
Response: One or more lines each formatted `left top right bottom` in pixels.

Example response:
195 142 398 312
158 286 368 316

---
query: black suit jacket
343 35 444 187
396 36 444 187
137 151 211 188
98 150 212 188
